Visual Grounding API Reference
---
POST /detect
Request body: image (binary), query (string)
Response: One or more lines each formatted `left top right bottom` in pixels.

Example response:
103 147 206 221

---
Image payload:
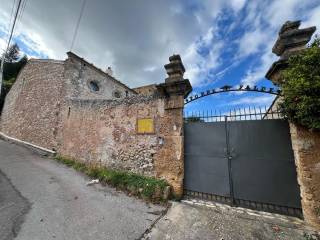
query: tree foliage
280 38 320 130
0 43 28 112
4 43 20 63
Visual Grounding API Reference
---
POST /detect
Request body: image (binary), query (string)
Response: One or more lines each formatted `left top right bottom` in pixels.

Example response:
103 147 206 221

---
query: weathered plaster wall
289 124 320 229
0 60 65 150
65 53 136 100
59 95 185 195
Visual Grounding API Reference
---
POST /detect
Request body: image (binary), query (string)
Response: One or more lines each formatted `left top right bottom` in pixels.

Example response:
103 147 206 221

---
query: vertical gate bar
254 106 257 120
259 106 262 120
225 115 235 205
276 105 280 118
264 106 268 119
214 110 216 122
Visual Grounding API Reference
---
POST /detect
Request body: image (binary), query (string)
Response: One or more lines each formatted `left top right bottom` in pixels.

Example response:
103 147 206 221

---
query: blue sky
0 0 319 115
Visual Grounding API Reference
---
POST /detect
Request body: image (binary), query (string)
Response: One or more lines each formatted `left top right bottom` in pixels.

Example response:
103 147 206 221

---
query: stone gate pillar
156 55 192 197
266 21 320 229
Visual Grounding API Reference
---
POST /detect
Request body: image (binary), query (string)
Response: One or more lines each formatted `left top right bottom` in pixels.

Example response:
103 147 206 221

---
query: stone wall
133 84 158 96
289 124 320 228
0 59 65 150
265 21 319 230
0 53 190 197
59 95 185 195
65 52 136 100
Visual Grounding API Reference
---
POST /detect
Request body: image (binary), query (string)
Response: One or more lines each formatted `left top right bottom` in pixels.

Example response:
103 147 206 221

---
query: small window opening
89 81 100 92
125 90 129 97
68 107 71 117
113 90 122 98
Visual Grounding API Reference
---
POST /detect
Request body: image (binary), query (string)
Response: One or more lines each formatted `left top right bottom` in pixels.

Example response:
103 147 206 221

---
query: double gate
184 110 301 216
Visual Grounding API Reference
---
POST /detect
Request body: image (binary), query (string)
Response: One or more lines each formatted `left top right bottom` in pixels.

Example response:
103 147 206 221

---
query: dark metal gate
184 109 302 216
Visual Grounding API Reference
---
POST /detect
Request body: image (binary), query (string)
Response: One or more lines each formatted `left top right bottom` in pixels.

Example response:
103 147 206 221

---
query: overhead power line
0 0 23 96
70 0 87 51
6 0 17 48
18 0 28 21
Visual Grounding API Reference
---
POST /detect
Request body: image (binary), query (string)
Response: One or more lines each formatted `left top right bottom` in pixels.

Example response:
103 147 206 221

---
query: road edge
0 132 56 157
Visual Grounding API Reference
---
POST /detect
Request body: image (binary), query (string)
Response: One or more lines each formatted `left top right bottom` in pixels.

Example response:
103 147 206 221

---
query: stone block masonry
0 52 138 151
266 21 320 230
59 95 185 195
0 59 65 150
0 52 191 197
290 124 320 229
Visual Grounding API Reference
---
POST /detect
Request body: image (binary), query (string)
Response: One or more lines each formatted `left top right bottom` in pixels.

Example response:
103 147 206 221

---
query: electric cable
70 0 87 51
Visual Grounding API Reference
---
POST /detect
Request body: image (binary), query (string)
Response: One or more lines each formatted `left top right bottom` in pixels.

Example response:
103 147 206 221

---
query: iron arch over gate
184 85 281 105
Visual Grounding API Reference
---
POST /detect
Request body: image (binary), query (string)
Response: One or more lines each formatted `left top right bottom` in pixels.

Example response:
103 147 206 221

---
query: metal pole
0 53 4 96
0 0 23 96
225 115 235 205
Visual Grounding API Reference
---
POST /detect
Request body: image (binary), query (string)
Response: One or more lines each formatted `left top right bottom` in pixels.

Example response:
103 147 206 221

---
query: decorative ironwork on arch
184 85 281 105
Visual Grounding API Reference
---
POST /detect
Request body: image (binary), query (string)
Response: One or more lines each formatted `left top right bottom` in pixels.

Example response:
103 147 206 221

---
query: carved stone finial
272 20 316 58
157 55 192 100
266 20 316 84
164 54 185 83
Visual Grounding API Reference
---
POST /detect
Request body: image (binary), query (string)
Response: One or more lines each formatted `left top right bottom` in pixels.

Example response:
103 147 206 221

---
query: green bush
54 155 170 202
280 38 320 130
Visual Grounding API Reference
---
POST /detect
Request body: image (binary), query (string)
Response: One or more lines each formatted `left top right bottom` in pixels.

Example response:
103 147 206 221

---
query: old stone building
0 52 136 150
0 52 191 196
1 21 319 231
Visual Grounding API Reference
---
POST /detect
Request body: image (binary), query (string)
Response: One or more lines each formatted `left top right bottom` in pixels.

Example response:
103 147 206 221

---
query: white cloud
301 5 320 37
143 66 157 72
0 37 6 54
240 45 276 86
184 38 224 86
229 0 247 12
238 29 268 58
18 32 57 58
237 0 318 87
0 0 318 90
265 0 301 29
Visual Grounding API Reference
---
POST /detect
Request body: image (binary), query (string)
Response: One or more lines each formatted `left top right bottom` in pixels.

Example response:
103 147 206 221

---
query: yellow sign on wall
137 118 154 134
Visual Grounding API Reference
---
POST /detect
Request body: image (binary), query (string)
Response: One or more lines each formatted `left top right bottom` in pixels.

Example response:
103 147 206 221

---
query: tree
280 37 320 130
4 43 20 63
0 43 28 113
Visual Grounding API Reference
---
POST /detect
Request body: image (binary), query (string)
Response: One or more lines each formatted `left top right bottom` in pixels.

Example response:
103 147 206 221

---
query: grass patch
54 155 170 202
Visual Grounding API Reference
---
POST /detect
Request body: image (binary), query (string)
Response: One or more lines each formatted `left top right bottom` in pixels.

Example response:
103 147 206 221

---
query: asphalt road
0 139 165 240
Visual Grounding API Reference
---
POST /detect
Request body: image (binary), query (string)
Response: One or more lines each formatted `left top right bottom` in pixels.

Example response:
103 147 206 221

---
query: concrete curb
0 132 56 157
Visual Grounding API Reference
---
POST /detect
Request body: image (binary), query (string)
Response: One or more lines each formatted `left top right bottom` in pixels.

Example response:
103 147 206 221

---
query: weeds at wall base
54 155 171 203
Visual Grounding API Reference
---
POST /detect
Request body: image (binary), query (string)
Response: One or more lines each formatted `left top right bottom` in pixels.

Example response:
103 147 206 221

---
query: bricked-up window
89 81 99 92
